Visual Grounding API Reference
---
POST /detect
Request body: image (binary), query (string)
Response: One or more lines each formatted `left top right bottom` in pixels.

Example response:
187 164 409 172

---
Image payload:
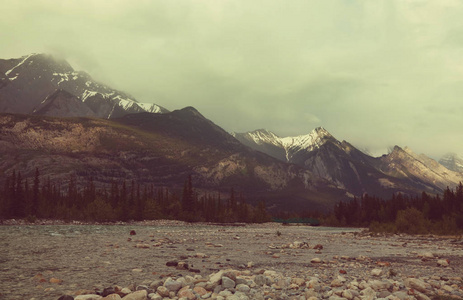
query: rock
371 268 382 277
58 296 74 300
209 270 224 286
404 278 428 294
291 277 305 286
75 296 102 300
156 286 169 298
311 258 322 263
136 244 150 249
130 230 136 235
131 269 143 273
376 261 391 267
136 285 149 292
164 280 182 292
393 291 409 300
50 278 63 284
236 284 250 293
193 286 207 296
177 288 195 300
329 296 345 300
222 270 237 282
166 261 178 267
342 289 354 300
331 279 344 287
313 244 323 250
377 290 391 298
102 295 122 300
414 291 431 300
222 276 236 289
176 261 189 270
360 287 376 300
419 252 434 259
195 253 208 258
437 259 449 267
254 275 270 286
121 290 147 300
149 281 163 290
368 280 392 291
102 287 116 297
120 288 131 296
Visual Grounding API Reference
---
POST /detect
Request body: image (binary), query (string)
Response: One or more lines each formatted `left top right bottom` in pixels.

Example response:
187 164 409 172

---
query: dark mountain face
32 89 95 117
117 107 245 151
0 112 348 212
0 53 168 118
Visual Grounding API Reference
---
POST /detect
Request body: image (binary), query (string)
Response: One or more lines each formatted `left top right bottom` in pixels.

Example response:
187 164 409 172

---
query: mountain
439 153 463 173
0 53 168 118
0 110 347 212
234 128 463 197
375 147 463 192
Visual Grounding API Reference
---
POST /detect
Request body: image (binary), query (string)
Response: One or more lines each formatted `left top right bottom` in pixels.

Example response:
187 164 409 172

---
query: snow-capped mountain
232 127 334 163
0 53 168 118
234 128 397 196
439 153 463 173
234 128 463 197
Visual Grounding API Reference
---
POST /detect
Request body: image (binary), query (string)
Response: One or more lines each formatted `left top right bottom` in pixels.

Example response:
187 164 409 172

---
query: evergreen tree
182 175 194 213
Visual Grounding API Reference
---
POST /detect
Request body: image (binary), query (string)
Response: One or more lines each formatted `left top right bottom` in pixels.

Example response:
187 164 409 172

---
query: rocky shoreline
0 221 462 299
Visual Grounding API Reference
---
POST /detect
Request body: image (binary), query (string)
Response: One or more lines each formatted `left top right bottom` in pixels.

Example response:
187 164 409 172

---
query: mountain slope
0 111 347 212
439 153 463 173
376 146 463 192
0 53 168 118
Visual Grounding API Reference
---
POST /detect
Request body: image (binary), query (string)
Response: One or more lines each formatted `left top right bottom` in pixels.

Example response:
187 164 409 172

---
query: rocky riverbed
0 220 462 300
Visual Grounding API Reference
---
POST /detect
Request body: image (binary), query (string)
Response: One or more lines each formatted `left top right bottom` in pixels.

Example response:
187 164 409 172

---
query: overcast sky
1 0 463 158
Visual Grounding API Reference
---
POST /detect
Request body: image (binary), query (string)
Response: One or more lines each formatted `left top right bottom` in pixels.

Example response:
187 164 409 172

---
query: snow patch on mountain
234 127 334 162
138 103 164 113
5 53 34 76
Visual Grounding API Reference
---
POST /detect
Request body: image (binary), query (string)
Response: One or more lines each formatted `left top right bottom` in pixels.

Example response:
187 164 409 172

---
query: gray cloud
1 0 463 158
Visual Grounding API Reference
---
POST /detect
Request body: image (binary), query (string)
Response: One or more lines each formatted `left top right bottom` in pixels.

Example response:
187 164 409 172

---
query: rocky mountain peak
0 53 168 118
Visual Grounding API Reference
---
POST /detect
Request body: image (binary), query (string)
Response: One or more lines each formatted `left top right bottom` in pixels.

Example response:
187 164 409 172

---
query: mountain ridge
0 53 168 118
234 128 463 197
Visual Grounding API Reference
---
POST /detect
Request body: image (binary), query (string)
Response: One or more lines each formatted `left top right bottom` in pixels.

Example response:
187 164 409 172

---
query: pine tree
182 175 194 213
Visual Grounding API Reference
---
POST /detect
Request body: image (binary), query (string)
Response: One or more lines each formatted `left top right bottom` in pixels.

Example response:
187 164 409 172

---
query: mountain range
0 53 168 118
1 53 462 212
233 129 463 198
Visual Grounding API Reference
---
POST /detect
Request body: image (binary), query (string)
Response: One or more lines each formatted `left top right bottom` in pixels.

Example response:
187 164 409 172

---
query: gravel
0 220 462 299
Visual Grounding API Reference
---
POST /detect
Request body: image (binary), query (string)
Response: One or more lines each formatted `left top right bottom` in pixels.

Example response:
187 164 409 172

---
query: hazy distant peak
439 152 463 173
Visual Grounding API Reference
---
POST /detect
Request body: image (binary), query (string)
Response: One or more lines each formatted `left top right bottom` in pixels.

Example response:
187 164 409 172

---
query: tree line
0 169 271 223
332 183 463 234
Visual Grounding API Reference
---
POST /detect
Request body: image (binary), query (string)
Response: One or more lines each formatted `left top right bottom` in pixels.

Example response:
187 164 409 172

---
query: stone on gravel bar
101 294 122 300
437 259 450 267
404 278 429 293
121 290 147 300
75 295 102 300
371 268 383 277
164 279 183 292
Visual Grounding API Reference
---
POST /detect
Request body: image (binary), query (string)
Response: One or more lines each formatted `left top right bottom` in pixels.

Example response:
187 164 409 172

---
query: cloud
1 0 463 158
